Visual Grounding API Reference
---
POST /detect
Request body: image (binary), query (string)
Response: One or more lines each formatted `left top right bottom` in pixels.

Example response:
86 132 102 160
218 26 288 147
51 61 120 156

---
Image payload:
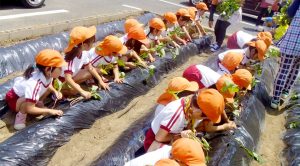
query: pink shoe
14 112 27 130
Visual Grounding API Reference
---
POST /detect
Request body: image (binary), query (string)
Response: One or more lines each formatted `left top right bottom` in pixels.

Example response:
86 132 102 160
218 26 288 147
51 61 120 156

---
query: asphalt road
0 0 258 36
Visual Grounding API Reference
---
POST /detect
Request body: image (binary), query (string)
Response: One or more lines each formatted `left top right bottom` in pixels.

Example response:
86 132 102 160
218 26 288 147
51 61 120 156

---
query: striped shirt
277 6 300 56
151 98 187 134
87 47 119 68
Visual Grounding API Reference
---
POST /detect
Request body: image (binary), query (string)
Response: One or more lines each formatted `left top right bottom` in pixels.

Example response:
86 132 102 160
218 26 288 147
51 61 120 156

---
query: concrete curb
0 10 143 46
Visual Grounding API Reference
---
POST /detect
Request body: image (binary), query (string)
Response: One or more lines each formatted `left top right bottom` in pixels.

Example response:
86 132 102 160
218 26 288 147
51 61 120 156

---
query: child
144 89 236 152
60 26 109 99
219 40 268 67
194 2 209 37
5 49 66 130
176 8 193 42
155 77 199 116
163 12 185 46
231 69 253 91
227 30 256 49
187 7 203 39
87 35 128 83
120 18 144 45
217 52 244 74
147 18 166 45
125 26 156 63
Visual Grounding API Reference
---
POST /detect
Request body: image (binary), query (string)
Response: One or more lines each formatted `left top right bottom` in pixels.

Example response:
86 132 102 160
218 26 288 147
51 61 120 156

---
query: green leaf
201 137 211 151
53 78 63 92
117 59 126 67
233 109 240 117
288 121 300 129
235 138 264 163
90 85 102 100
221 81 239 93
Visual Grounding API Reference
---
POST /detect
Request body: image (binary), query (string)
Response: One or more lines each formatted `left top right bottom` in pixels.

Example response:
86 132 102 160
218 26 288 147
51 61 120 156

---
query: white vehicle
21 0 45 8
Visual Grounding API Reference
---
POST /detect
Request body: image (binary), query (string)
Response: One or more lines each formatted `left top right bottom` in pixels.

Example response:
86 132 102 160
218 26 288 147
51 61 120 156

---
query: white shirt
218 48 249 65
151 98 187 134
61 51 90 77
13 71 52 103
148 33 159 42
154 104 165 117
195 10 203 21
124 145 171 166
236 31 256 48
162 23 179 37
119 34 129 44
196 65 221 88
226 7 242 25
87 48 119 68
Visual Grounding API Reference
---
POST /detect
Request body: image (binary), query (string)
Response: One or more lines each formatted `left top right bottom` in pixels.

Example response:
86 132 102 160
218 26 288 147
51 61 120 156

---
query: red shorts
5 89 19 112
227 32 239 49
144 128 155 151
182 65 205 89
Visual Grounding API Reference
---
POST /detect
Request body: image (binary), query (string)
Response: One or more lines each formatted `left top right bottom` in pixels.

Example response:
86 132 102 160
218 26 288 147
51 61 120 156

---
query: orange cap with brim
149 18 166 31
176 8 191 18
216 74 236 103
155 159 180 166
188 7 197 20
221 52 244 71
247 40 267 61
196 2 209 11
127 26 149 45
65 26 96 53
163 12 178 24
261 36 272 48
124 19 144 34
36 49 67 67
232 69 253 90
95 35 127 56
171 138 206 166
197 89 224 123
157 77 199 105
211 0 219 5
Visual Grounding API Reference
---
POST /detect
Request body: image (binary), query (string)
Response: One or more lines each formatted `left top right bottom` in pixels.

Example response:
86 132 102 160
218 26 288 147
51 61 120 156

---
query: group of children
4 3 274 165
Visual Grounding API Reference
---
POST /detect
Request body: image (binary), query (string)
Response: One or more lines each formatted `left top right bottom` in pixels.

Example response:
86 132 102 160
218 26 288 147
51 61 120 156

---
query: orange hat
176 8 191 18
257 32 272 40
232 69 253 90
221 52 244 71
163 12 177 24
157 77 199 105
188 7 197 20
65 26 96 53
36 49 67 67
149 18 166 31
212 0 219 5
247 40 267 61
155 159 180 166
197 89 224 123
171 138 206 166
216 75 236 103
124 19 143 34
196 2 209 11
95 35 127 56
127 26 149 45
261 36 272 48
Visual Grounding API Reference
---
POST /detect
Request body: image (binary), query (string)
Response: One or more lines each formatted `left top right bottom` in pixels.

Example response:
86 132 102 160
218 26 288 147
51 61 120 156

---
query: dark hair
64 35 96 62
178 90 196 98
23 64 55 79
191 93 199 108
125 38 143 54
147 27 156 36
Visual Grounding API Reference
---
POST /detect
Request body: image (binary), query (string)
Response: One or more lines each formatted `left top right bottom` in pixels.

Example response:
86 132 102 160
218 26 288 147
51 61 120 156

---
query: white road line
159 0 187 8
0 10 69 20
241 21 255 27
122 4 143 11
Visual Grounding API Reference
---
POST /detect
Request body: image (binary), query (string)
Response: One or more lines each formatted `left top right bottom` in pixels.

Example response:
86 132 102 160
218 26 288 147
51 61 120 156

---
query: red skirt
5 89 19 112
227 32 239 49
144 128 155 151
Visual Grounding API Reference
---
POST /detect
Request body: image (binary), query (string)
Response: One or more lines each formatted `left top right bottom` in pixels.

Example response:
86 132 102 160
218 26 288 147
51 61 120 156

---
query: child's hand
114 77 124 83
48 109 63 116
180 130 193 138
81 91 92 99
54 91 63 100
99 82 110 91
226 121 237 130
149 56 156 63
175 43 180 48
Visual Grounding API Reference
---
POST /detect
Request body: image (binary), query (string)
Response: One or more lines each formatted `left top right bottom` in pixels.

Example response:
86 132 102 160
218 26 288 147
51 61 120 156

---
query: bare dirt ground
47 54 211 166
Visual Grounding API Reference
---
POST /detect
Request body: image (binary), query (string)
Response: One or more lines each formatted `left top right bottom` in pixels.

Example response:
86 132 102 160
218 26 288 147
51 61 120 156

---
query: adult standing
271 0 300 109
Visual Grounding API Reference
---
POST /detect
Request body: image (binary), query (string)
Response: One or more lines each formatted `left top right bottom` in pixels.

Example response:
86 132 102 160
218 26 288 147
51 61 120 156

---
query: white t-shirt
162 23 179 37
119 34 129 44
195 10 203 22
124 145 171 166
61 51 90 77
13 71 52 103
236 31 256 48
196 65 221 88
154 104 165 117
218 49 249 65
87 47 119 68
151 98 187 134
148 33 159 43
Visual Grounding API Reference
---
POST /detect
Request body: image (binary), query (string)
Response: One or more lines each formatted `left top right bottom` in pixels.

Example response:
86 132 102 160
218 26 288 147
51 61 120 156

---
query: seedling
169 26 185 37
117 59 126 67
170 47 179 59
291 92 299 100
216 0 241 20
235 138 263 163
288 121 300 129
251 77 261 88
98 64 114 75
188 132 211 163
221 81 239 93
90 85 101 100
266 46 280 58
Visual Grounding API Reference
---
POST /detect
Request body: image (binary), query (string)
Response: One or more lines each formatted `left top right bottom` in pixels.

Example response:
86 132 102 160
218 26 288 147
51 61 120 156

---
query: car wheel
21 0 45 8
189 0 204 6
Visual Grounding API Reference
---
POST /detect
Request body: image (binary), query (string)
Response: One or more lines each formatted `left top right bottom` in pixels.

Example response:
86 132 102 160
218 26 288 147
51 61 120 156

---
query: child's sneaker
14 112 27 130
210 45 221 52
210 43 218 48
270 99 279 109
281 91 289 99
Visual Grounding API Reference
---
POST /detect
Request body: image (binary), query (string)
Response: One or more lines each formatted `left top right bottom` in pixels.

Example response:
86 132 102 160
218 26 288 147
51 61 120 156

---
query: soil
250 109 286 166
47 53 211 166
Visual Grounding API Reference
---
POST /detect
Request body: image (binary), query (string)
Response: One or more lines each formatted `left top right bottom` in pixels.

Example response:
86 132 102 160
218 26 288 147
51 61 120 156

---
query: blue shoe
270 99 279 109
210 45 220 52
210 43 217 48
